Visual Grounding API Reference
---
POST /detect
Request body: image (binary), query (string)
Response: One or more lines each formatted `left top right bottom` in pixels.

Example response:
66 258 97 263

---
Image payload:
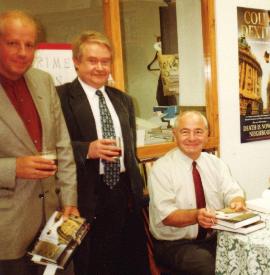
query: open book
29 211 89 270
214 208 261 229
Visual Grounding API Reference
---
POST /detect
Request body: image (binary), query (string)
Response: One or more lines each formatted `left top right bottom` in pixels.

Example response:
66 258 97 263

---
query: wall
1 0 164 120
120 1 164 119
215 0 270 199
176 0 205 106
0 1 104 42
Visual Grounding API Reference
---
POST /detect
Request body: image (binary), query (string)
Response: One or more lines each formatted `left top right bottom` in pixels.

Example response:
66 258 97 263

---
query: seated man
148 111 245 275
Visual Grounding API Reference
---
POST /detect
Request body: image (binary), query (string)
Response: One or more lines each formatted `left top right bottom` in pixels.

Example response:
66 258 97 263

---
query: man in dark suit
57 31 149 275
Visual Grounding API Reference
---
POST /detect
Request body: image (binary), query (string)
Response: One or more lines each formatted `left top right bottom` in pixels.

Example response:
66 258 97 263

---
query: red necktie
192 161 207 239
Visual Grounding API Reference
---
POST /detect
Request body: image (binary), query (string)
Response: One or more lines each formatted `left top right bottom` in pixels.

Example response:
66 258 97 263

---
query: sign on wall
238 7 270 143
32 43 76 86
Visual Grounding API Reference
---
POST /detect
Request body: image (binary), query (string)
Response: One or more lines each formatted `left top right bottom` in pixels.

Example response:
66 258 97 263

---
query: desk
215 214 270 274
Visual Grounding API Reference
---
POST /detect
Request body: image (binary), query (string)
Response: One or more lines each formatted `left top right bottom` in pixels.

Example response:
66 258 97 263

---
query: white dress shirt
148 148 244 240
78 78 125 173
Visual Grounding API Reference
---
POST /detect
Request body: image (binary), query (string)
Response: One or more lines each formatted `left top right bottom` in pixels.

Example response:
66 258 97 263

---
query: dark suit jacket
57 78 144 223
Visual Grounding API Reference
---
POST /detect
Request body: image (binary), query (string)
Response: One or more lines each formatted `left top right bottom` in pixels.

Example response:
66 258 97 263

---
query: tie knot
192 161 197 168
96 89 102 97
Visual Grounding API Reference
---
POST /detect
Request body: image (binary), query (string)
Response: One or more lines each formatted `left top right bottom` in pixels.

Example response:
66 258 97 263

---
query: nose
188 132 196 140
96 61 104 70
17 44 27 56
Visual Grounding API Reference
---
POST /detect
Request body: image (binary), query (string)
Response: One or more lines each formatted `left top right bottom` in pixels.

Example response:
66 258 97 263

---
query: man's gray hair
174 110 209 129
72 30 112 61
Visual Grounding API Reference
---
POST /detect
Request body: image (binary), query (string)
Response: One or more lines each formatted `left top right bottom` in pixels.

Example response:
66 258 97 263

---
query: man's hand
16 156 57 179
63 206 80 218
87 139 121 161
229 196 246 211
197 208 216 228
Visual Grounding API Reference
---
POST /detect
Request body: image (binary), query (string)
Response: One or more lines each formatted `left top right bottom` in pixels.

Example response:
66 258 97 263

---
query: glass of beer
109 136 122 159
40 150 58 170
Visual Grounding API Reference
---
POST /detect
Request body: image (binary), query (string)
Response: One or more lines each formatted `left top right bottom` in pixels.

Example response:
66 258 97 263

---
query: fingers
88 139 121 160
99 148 121 161
102 138 117 146
16 156 57 179
230 197 246 211
63 206 80 218
231 202 246 211
34 157 57 170
197 208 216 228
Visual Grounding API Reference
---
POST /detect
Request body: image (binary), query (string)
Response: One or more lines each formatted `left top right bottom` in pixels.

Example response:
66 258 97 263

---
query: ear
203 130 209 146
172 128 177 139
73 57 79 69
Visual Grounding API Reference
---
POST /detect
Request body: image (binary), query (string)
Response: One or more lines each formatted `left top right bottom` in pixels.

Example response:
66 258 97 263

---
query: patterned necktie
96 90 120 189
192 161 207 239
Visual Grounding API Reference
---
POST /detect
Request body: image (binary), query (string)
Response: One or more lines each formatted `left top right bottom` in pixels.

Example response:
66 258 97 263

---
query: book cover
215 209 261 229
215 207 246 219
29 211 89 270
212 220 266 235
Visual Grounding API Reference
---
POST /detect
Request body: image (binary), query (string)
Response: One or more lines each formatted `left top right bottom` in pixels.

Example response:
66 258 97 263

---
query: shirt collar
78 77 105 98
176 148 203 170
0 74 24 87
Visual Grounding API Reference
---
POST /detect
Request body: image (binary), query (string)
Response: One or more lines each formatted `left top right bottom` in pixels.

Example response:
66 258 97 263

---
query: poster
238 7 270 143
158 53 179 96
32 43 76 86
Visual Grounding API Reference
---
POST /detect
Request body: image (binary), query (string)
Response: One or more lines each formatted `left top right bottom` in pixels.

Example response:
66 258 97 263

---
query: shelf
137 137 218 161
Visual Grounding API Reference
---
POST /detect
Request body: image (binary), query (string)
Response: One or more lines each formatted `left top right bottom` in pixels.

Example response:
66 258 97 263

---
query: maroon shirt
0 74 42 152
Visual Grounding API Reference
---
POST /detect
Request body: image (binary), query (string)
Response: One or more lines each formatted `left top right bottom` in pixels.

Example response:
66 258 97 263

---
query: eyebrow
179 128 205 131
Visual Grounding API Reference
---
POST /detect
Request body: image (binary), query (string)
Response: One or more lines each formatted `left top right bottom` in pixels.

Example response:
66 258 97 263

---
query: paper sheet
43 264 58 275
262 189 270 200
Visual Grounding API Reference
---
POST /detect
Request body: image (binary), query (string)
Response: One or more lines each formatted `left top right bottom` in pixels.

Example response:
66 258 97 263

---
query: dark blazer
57 78 144 223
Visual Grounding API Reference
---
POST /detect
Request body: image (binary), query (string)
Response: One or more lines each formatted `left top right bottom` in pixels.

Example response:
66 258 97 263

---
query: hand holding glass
39 150 57 171
109 137 122 159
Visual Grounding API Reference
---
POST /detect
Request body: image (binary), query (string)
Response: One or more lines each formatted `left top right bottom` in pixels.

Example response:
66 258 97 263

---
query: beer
40 150 57 171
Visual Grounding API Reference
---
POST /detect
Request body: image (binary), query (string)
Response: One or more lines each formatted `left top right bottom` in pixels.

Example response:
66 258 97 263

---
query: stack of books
211 208 265 234
29 211 89 270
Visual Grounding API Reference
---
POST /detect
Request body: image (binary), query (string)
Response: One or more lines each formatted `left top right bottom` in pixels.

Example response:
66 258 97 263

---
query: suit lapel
0 83 36 154
24 71 49 152
69 79 98 140
105 87 129 145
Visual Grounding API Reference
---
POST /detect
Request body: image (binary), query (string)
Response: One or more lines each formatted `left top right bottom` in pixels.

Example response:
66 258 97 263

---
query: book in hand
214 208 261 229
212 220 266 234
29 211 89 270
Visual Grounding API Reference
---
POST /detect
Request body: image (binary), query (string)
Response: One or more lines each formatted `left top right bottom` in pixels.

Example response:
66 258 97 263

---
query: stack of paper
212 221 265 234
246 189 270 213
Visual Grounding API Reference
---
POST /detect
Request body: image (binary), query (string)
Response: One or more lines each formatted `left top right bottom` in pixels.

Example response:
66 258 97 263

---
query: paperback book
214 208 261 229
212 220 266 235
29 211 89 270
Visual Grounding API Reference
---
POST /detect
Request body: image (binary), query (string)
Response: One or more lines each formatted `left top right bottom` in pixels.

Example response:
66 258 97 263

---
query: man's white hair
174 111 209 129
